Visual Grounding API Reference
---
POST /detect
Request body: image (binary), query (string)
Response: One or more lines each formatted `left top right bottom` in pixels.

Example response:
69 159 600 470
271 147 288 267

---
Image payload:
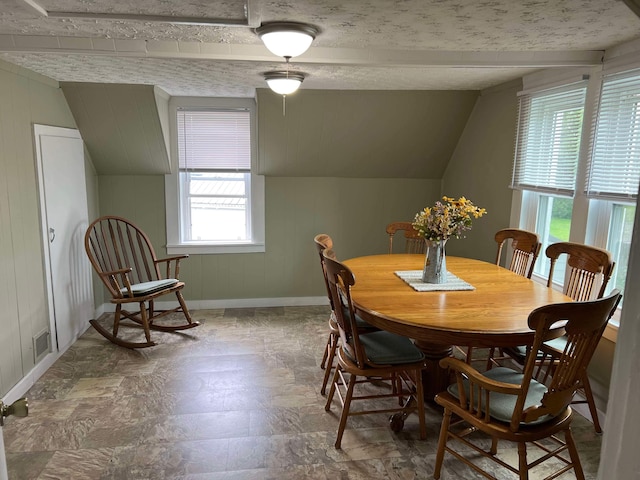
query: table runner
395 270 475 292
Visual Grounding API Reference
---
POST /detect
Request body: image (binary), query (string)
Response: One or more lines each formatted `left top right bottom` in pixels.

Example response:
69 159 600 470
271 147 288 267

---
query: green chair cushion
508 336 568 362
120 278 178 296
358 330 425 365
448 366 554 425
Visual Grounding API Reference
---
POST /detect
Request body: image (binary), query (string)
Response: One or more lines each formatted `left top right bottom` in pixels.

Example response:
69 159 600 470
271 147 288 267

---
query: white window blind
587 70 640 200
177 108 251 171
512 84 586 195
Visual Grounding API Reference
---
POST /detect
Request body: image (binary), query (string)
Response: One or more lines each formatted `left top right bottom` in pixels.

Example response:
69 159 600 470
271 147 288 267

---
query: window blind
586 70 640 200
177 108 251 171
512 84 586 195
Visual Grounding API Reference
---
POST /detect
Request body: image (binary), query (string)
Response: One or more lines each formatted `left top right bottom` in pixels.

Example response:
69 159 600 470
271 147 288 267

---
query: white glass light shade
264 71 305 95
256 22 318 58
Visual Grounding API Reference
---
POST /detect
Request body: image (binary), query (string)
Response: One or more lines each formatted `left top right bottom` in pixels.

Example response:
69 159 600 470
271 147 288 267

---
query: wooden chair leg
580 373 602 433
434 409 452 479
320 331 332 369
414 368 427 440
139 301 152 343
517 442 529 480
321 332 339 395
325 364 341 412
175 290 193 324
334 373 357 449
113 304 122 337
564 428 586 480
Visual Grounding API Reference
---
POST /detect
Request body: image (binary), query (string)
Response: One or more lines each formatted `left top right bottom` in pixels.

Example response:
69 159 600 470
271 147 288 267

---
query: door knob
49 227 55 243
0 398 28 426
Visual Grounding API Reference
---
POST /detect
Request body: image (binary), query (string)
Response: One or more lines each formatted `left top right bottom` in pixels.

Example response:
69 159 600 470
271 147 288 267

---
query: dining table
342 254 572 400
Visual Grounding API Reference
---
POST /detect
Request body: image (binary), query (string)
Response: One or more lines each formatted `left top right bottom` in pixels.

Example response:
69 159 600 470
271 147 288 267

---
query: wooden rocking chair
85 216 199 348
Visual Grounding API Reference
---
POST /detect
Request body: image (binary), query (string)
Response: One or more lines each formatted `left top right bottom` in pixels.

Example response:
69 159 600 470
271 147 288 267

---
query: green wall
97 175 440 300
0 60 99 396
442 81 521 263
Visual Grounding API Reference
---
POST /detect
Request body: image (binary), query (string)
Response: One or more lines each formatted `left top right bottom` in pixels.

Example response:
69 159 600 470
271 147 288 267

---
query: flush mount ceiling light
256 21 319 59
264 71 306 95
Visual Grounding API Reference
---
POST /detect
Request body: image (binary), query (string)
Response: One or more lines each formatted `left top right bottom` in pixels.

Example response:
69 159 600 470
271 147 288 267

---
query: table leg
414 340 453 402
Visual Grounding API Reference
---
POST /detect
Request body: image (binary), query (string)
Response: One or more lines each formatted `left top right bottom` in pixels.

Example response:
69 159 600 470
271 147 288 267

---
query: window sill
167 242 265 255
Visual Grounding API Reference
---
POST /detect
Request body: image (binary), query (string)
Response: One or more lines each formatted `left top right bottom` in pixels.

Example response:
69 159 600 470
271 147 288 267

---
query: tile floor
3 306 603 479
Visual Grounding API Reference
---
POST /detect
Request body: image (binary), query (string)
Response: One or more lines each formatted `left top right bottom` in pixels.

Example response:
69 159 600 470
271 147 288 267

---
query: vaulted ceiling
0 0 639 96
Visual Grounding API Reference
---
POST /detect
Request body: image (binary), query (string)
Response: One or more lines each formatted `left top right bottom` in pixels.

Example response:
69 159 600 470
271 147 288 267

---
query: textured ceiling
0 0 639 96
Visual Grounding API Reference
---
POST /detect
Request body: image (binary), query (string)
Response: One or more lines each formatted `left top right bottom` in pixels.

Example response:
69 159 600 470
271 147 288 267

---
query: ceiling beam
0 34 604 69
17 0 260 27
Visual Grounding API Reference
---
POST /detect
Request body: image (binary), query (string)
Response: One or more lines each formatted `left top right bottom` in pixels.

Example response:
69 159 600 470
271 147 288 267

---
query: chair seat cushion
507 336 568 362
448 366 553 426
120 278 178 296
358 330 425 365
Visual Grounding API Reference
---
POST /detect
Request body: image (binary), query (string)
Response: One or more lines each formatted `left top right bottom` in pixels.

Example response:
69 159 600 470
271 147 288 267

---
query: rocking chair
85 216 199 348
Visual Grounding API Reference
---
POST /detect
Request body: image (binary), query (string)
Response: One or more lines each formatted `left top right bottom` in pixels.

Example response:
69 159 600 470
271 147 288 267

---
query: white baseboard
98 296 329 313
2 320 92 405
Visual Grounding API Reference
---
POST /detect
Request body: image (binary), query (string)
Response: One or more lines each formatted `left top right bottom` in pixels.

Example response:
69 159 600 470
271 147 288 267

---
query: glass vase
422 239 447 284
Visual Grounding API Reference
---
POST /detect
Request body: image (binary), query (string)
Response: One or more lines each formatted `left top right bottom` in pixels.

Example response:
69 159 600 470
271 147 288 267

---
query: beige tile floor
3 306 603 479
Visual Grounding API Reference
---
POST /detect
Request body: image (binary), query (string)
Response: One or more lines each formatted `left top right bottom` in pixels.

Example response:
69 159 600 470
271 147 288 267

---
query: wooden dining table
343 254 572 399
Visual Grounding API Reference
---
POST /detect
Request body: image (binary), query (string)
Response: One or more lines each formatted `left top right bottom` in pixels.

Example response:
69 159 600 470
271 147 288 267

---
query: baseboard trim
2 321 92 405
97 296 329 313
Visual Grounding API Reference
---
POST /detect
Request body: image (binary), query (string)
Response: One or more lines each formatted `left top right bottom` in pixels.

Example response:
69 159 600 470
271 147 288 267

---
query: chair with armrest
462 228 541 367
501 241 615 433
323 250 428 449
386 221 426 254
85 216 199 348
433 290 621 480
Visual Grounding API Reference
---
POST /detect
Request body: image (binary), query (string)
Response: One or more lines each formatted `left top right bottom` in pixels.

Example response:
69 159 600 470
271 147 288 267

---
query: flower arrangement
412 196 487 242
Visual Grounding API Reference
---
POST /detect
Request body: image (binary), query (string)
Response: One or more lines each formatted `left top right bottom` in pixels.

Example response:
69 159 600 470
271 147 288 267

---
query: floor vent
33 330 50 364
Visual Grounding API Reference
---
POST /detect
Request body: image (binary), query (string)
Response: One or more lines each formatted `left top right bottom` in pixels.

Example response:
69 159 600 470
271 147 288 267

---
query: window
512 68 640 313
166 98 264 254
512 84 586 196
512 84 586 284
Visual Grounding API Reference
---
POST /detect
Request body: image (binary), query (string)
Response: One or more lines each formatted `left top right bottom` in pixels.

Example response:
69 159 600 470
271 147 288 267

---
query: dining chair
314 234 377 395
386 221 426 254
433 290 621 480
84 216 199 348
322 250 428 449
502 241 616 433
461 228 542 368
494 228 541 279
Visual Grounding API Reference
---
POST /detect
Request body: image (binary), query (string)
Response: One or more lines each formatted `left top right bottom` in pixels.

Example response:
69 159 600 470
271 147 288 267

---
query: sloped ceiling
61 82 170 174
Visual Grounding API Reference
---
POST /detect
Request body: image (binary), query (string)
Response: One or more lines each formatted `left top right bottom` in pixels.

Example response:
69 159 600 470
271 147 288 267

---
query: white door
34 125 93 352
0 426 6 480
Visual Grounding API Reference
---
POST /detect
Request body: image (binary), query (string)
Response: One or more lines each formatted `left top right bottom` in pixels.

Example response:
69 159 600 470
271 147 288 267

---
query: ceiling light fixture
256 21 319 59
264 71 305 95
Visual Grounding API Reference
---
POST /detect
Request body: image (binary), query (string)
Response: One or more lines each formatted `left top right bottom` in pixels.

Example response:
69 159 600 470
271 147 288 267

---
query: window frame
165 97 265 254
511 67 640 337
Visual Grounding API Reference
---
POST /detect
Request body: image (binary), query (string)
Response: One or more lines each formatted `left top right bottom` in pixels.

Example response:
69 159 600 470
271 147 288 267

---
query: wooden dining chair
434 290 621 480
314 234 377 395
502 241 615 433
495 228 541 279
323 250 428 449
462 228 542 368
314 234 341 395
85 216 199 348
386 221 426 254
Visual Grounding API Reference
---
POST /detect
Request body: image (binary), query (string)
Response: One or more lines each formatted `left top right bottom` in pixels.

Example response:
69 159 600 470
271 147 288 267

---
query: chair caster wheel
389 413 405 432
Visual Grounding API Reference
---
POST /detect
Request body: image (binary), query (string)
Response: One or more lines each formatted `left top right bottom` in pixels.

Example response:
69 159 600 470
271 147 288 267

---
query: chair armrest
98 267 135 298
154 255 188 279
440 357 522 396
439 357 523 423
